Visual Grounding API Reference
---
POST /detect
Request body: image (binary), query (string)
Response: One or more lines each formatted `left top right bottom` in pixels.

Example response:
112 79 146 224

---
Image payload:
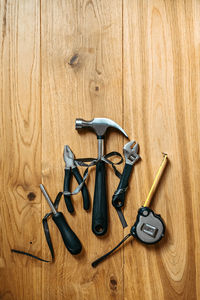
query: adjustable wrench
112 141 140 227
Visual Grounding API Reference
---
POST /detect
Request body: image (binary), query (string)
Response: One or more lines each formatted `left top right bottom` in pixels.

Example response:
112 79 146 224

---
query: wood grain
41 1 124 299
0 0 200 299
0 0 41 299
123 1 200 299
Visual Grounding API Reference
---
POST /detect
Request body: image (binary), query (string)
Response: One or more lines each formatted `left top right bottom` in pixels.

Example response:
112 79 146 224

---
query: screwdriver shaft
40 184 57 215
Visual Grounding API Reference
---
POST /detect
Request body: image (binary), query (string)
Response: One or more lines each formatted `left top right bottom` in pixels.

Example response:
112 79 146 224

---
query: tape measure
131 206 165 244
92 153 168 268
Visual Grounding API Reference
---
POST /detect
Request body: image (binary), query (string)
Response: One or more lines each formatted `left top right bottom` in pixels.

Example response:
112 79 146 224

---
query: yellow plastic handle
143 153 168 207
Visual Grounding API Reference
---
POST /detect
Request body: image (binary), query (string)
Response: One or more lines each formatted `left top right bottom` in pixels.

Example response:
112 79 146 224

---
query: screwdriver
40 184 82 255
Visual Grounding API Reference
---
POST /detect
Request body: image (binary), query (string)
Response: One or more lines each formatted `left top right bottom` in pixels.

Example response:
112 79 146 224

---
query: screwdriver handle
143 154 168 207
52 212 82 255
40 184 82 255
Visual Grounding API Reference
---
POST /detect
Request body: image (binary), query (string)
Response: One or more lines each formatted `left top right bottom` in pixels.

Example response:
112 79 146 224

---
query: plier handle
63 145 90 213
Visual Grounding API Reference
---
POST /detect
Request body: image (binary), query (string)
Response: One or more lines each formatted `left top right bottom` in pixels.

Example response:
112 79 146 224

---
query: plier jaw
63 145 76 169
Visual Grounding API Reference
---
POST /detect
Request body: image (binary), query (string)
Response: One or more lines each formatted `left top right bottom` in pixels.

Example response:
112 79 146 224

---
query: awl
40 184 82 255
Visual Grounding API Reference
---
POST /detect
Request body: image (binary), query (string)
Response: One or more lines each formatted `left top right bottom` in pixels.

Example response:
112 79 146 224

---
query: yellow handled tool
143 153 168 207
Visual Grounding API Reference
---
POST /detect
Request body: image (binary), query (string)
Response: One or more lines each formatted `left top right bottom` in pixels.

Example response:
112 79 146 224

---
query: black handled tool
40 184 82 255
92 154 168 267
63 145 90 213
112 141 140 228
93 158 107 234
75 118 128 236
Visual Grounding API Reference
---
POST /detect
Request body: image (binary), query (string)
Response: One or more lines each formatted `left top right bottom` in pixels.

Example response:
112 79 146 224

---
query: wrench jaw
123 141 140 165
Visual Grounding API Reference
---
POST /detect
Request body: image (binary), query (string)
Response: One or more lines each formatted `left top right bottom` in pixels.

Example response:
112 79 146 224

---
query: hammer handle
92 160 107 236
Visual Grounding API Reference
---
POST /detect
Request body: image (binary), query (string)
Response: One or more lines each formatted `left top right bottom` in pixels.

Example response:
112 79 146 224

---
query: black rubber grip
64 169 74 213
52 212 82 255
92 160 107 236
112 163 133 209
72 167 90 210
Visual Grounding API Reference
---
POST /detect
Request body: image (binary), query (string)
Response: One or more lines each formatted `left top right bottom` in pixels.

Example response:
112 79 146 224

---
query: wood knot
109 276 117 291
89 80 103 96
68 54 79 67
27 192 36 201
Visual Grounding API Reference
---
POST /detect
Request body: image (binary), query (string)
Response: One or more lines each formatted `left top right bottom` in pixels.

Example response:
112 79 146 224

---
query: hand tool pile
11 117 168 267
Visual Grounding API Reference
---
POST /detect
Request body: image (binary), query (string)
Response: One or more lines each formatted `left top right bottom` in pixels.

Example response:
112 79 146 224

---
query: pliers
63 145 90 213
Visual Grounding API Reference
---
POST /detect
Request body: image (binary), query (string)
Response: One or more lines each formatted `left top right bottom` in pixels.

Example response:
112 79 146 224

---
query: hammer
75 118 128 236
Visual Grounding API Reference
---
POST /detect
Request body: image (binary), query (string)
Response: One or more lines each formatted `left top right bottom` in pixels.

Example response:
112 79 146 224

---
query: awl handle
52 212 82 255
40 184 82 255
92 160 107 236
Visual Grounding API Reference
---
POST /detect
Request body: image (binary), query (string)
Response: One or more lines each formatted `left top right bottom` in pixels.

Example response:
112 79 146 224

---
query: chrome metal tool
40 184 82 255
75 118 129 236
112 141 140 228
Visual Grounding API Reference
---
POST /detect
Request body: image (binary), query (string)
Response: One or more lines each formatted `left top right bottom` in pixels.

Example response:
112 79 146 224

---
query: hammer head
75 118 129 138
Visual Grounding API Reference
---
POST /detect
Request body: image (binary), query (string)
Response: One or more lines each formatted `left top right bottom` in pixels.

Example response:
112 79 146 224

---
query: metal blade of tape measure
116 208 128 228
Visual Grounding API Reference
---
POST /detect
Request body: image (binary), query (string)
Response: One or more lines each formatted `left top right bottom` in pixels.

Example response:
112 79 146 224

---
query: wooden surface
0 0 200 299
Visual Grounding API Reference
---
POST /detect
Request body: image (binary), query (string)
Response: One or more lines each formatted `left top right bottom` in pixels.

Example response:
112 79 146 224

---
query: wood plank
41 1 124 299
123 0 200 299
1 0 199 299
0 0 41 299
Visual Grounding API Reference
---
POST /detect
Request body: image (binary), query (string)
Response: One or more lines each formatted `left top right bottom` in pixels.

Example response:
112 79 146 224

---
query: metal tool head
75 118 129 138
63 145 76 168
123 140 140 165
